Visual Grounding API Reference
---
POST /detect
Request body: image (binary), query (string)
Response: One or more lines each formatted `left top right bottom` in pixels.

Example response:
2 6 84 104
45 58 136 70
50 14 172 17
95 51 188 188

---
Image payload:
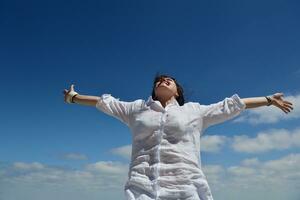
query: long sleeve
95 94 137 126
199 94 246 131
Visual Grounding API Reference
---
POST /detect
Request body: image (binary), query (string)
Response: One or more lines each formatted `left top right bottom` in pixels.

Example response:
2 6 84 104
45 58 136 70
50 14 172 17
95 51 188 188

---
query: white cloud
0 160 129 200
201 135 229 153
85 161 128 174
202 164 225 190
232 128 300 153
2 125 299 200
202 127 300 154
227 165 257 176
233 93 299 124
61 153 88 160
263 153 300 173
13 162 45 171
1 153 300 200
109 145 132 159
204 153 300 200
226 153 300 186
240 158 260 166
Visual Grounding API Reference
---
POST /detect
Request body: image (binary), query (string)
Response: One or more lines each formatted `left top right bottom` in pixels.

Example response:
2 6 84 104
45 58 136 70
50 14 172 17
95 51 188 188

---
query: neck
156 96 177 108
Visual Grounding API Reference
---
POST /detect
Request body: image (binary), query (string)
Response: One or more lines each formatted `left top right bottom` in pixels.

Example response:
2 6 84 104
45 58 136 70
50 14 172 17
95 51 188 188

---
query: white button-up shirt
96 93 246 200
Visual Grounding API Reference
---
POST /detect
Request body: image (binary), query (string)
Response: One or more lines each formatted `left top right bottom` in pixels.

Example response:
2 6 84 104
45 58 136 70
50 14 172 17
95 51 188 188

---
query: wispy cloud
60 153 88 161
13 162 45 171
1 152 300 200
231 127 300 153
109 145 132 160
85 161 128 174
226 153 300 187
0 160 129 200
233 93 299 124
201 135 229 153
203 153 300 200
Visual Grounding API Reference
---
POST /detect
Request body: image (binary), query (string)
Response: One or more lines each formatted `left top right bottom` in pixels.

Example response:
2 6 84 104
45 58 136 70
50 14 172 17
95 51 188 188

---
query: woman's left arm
242 92 294 114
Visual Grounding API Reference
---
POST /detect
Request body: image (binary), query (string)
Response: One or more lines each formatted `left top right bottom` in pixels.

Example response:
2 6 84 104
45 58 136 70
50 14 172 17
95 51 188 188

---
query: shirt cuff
231 93 246 110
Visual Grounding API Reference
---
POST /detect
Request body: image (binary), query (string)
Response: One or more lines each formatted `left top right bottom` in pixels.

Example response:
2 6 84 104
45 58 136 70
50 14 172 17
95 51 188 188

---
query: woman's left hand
270 93 294 114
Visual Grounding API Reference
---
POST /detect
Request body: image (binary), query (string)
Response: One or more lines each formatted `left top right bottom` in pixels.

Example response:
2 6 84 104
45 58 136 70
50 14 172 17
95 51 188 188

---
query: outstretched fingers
282 104 293 113
280 106 289 114
283 100 292 104
283 100 293 106
284 103 294 110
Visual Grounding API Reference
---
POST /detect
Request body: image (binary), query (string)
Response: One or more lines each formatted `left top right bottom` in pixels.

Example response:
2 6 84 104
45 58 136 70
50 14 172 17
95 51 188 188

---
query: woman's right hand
63 84 79 103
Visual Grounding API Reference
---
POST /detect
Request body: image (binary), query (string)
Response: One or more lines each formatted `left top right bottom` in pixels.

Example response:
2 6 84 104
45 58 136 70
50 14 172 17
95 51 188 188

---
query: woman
63 74 293 200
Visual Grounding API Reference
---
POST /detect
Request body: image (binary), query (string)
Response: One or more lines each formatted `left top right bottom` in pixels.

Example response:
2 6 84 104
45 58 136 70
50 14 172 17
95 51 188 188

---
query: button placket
154 106 171 200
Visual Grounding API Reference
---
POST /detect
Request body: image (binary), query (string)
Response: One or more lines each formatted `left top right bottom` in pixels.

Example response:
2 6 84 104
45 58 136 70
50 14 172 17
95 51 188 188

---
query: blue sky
0 0 300 200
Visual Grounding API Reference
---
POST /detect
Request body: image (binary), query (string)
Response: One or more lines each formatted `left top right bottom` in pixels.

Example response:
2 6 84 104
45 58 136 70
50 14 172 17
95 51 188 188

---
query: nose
158 78 169 86
160 77 169 83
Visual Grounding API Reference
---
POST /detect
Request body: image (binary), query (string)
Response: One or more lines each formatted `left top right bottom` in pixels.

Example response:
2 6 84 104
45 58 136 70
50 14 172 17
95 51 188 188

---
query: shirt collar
146 96 180 107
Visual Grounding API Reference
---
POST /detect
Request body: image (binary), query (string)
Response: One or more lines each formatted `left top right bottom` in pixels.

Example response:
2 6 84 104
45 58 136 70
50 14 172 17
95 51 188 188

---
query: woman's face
154 77 179 99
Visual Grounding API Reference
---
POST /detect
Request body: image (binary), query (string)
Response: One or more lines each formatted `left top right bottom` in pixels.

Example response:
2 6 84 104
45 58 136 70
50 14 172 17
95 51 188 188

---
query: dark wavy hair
151 74 185 106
